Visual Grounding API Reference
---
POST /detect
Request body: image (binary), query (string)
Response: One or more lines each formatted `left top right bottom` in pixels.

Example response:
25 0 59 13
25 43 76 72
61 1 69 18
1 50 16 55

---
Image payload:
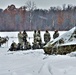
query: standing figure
23 30 28 46
44 30 51 44
33 30 37 42
18 31 23 49
36 30 42 47
32 30 40 49
53 30 59 39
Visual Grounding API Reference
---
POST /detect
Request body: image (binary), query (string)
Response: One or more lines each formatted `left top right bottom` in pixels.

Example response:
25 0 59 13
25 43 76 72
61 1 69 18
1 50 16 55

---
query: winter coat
33 32 37 42
44 32 50 44
24 41 31 49
18 32 23 46
53 32 59 39
36 32 42 43
23 32 28 42
9 42 17 51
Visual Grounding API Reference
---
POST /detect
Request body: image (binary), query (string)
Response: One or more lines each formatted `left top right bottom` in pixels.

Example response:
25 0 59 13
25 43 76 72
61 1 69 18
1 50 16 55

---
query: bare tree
25 0 36 30
25 0 36 11
63 4 66 11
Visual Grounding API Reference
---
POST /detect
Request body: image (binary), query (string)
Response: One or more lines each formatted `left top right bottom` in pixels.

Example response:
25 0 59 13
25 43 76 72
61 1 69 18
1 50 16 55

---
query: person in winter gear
36 30 42 46
0 36 8 47
32 39 40 49
16 43 23 50
33 30 37 42
9 41 17 51
53 30 59 39
18 31 23 48
23 30 28 44
44 30 51 44
23 40 31 50
32 30 40 49
32 30 43 49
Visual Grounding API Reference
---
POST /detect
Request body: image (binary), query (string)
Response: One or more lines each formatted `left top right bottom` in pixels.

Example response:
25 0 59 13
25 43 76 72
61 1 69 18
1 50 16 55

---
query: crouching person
9 41 17 51
23 40 31 50
16 43 23 50
32 39 40 49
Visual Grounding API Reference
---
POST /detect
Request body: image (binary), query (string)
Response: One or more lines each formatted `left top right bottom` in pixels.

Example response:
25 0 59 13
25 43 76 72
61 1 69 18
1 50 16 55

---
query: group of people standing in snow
9 30 31 51
9 29 59 51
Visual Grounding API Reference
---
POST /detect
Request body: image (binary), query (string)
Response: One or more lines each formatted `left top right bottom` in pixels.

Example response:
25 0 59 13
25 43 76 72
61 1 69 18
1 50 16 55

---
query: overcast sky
0 0 76 9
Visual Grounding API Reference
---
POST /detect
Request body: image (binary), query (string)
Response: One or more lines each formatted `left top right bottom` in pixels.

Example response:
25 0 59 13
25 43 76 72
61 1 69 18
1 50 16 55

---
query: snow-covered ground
0 31 76 75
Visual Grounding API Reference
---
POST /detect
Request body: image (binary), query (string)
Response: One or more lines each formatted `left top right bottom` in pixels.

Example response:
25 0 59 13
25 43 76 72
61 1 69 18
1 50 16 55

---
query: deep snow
0 31 76 75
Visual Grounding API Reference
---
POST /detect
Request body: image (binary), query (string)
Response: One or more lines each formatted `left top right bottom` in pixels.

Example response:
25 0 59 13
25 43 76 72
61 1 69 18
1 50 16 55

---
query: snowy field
0 31 76 75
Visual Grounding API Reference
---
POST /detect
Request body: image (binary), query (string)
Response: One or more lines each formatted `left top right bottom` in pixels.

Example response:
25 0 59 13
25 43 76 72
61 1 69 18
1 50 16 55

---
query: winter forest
0 3 76 31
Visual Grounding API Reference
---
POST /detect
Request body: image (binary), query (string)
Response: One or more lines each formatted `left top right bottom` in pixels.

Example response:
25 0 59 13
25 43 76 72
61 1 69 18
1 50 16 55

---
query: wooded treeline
0 4 76 31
